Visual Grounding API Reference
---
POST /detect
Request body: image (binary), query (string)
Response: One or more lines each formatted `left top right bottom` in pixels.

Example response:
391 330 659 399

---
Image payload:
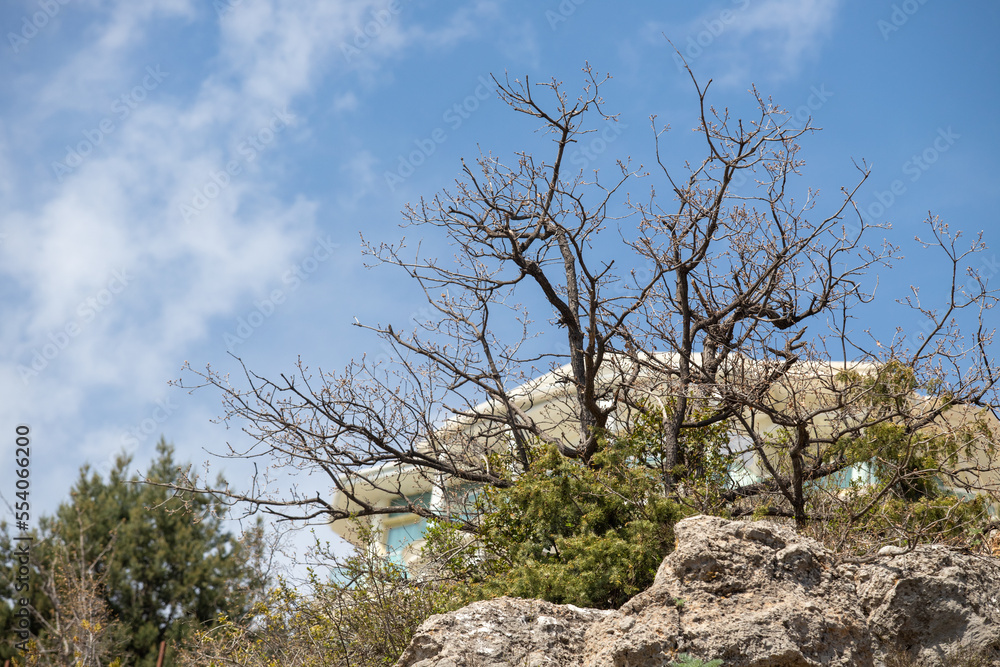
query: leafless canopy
171 63 999 543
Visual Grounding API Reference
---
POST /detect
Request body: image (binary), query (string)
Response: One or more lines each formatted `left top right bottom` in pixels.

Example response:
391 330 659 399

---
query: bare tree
171 63 999 545
20 507 125 667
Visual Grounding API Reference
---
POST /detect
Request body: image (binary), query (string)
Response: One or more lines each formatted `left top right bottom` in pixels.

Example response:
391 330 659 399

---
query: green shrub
670 654 723 667
424 424 689 609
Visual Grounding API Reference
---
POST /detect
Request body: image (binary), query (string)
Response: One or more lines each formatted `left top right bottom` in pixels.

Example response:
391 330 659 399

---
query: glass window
389 491 432 517
386 519 428 563
814 461 878 489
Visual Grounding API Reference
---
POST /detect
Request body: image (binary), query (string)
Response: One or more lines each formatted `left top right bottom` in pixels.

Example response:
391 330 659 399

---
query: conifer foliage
0 439 266 667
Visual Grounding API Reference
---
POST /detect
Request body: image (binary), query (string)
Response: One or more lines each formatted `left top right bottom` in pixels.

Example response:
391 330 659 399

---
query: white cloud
2 0 504 410
0 0 378 432
335 0 501 76
654 0 839 85
404 0 500 51
333 90 359 112
339 150 379 205
0 123 13 202
494 18 540 68
34 0 197 117
732 0 838 68
217 0 371 107
0 0 511 528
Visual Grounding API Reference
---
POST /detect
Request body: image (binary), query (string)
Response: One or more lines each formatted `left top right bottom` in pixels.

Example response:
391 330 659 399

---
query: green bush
670 654 723 667
424 424 689 609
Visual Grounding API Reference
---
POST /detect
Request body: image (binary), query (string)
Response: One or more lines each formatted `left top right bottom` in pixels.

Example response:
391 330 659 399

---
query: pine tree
0 439 267 666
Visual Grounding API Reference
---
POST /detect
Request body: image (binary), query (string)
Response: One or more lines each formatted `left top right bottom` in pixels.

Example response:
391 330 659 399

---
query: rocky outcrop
394 597 613 667
583 515 873 666
396 516 1000 667
856 544 1000 665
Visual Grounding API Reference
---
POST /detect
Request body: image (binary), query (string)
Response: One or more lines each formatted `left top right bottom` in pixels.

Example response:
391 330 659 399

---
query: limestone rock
396 516 1000 667
395 596 613 667
856 544 1000 665
583 515 874 666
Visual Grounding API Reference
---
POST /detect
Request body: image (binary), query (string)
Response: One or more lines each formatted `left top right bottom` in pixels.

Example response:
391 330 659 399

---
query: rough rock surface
394 596 613 667
856 544 1000 665
582 515 873 666
396 516 1000 667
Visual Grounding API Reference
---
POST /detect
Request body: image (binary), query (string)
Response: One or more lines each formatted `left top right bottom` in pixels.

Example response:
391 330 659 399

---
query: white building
329 357 1000 565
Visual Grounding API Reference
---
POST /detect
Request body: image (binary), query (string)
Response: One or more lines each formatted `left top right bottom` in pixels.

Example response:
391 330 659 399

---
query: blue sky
2 0 998 563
